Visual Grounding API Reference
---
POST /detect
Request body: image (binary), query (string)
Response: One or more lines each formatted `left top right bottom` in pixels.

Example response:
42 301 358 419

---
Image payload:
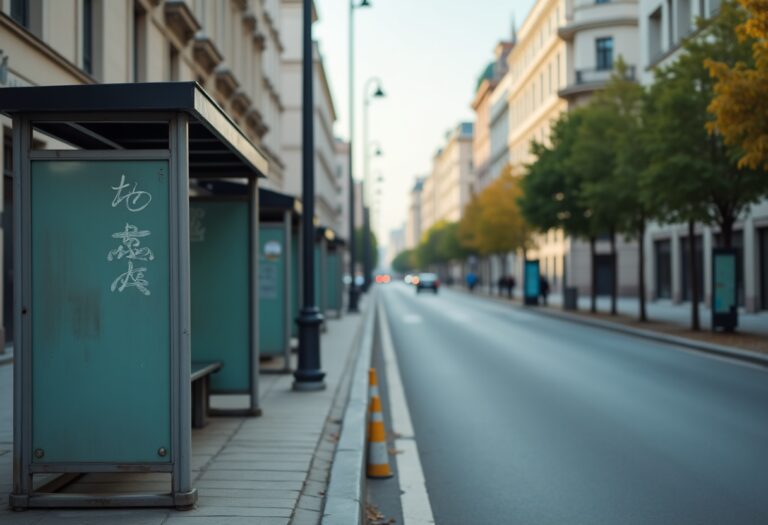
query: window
10 0 28 27
667 0 674 45
649 8 663 61
83 0 93 74
548 63 552 94
133 5 147 82
678 0 692 40
596 37 613 70
655 240 672 299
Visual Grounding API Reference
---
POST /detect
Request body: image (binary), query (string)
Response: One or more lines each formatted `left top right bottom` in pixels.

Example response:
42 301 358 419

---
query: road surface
379 283 768 525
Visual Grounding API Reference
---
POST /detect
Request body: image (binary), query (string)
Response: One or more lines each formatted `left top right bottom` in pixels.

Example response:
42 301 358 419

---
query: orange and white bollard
367 369 393 479
368 368 380 401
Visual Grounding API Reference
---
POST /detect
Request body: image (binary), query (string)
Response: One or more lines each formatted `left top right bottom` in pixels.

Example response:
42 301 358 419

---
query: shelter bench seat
191 361 222 429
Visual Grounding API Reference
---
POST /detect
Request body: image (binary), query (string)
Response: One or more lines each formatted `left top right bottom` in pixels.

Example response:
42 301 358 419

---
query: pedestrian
466 271 478 292
540 276 550 306
507 275 516 299
497 275 507 297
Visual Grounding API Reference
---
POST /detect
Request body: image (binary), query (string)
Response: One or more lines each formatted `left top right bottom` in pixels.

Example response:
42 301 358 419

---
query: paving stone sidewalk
0 308 366 525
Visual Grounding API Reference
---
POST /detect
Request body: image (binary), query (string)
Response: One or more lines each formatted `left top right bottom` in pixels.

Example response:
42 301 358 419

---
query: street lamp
347 0 372 313
362 77 385 291
293 0 325 391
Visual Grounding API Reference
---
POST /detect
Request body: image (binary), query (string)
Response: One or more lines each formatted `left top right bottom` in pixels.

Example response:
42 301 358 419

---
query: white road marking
403 314 423 324
379 300 435 525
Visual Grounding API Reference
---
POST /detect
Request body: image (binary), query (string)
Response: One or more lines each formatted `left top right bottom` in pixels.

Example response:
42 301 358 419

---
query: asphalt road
379 283 768 525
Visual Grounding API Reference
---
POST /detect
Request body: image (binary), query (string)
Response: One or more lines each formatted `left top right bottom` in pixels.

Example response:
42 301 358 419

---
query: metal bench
191 361 222 429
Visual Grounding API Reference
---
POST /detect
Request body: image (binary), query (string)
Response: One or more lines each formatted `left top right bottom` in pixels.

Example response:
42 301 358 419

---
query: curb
449 286 768 369
321 294 376 525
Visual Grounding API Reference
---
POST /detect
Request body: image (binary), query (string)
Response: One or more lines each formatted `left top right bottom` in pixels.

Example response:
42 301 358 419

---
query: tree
460 167 531 278
520 110 602 312
574 59 655 320
644 2 768 329
354 227 378 269
706 0 768 171
391 249 416 274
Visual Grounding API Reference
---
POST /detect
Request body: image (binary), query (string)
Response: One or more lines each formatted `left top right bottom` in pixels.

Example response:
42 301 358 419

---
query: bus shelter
190 179 263 415
315 227 332 320
258 187 302 372
0 82 267 509
325 236 345 319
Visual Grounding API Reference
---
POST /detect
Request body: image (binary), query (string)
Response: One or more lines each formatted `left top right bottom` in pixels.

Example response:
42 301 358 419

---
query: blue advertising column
524 259 541 306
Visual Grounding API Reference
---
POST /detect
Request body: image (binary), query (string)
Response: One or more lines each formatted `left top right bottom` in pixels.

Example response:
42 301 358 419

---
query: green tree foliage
391 249 417 274
459 167 531 267
520 111 593 240
520 110 603 312
573 59 654 319
416 221 467 268
354 227 378 269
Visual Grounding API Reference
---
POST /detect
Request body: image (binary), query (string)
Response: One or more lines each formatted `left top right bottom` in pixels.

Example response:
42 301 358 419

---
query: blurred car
375 274 391 284
415 272 439 294
404 274 414 285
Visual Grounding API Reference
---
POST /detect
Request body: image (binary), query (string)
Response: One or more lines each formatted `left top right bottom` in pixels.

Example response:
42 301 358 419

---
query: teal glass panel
326 251 341 310
314 243 326 312
714 252 737 313
258 224 286 356
190 201 250 393
291 232 300 338
31 160 171 464
525 260 540 298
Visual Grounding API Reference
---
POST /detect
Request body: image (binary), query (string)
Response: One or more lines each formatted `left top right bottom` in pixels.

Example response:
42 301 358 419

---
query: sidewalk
0 303 368 525
453 285 768 359
545 293 768 336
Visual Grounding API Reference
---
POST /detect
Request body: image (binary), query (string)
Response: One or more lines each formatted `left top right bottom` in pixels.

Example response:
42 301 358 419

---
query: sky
313 0 536 250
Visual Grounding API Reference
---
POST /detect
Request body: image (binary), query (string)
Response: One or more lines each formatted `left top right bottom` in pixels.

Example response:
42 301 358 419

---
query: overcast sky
313 0 536 248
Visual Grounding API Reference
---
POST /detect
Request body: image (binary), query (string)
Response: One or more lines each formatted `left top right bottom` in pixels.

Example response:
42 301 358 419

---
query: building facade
279 1 343 233
419 122 474 236
471 41 514 192
638 0 768 311
405 177 424 249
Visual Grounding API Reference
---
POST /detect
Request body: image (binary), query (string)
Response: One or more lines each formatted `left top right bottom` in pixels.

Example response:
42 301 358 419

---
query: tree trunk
500 253 508 296
689 219 700 331
638 220 647 322
720 214 734 248
590 236 597 313
610 228 618 315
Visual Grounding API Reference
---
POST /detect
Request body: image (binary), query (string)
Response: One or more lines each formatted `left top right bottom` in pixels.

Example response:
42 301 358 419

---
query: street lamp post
362 78 385 291
294 0 325 391
347 0 371 312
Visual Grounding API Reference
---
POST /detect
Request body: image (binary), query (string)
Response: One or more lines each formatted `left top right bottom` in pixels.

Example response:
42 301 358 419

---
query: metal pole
294 0 325 391
364 205 371 288
362 90 370 292
347 0 360 312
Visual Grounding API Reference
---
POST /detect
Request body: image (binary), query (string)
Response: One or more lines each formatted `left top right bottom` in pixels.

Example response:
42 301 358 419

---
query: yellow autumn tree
459 165 531 258
706 0 768 171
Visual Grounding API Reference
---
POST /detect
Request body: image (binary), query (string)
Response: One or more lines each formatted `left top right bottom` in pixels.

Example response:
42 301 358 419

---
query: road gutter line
378 300 435 525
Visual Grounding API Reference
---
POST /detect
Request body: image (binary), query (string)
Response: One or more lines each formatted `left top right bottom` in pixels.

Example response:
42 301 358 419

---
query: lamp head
359 0 371 7
374 147 383 157
373 85 385 98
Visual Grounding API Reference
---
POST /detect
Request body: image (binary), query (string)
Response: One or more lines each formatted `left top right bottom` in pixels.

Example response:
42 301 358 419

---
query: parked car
415 272 439 294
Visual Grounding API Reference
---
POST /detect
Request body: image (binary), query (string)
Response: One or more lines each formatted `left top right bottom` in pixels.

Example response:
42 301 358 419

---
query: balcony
558 65 636 99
